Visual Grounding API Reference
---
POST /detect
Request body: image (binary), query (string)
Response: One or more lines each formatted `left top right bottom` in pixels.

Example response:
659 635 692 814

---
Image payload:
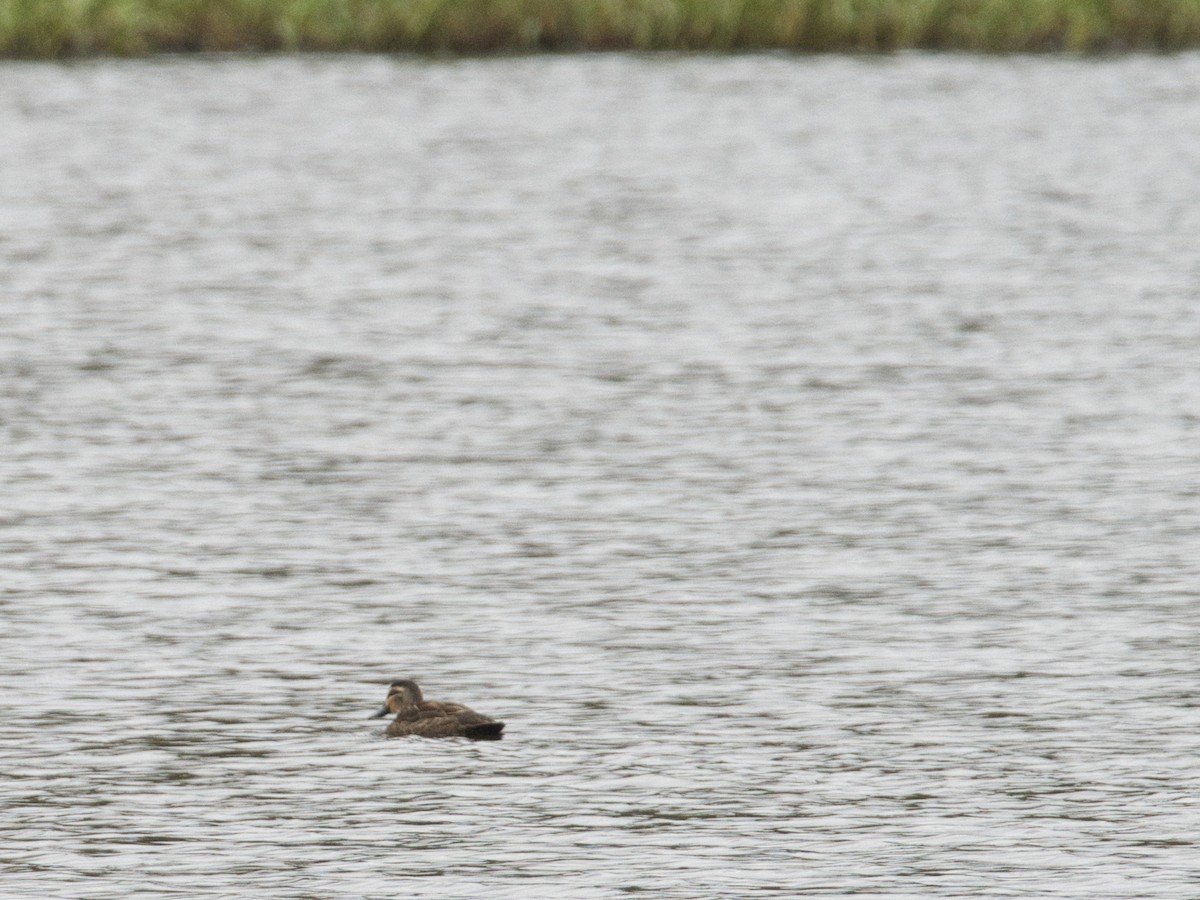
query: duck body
372 679 504 741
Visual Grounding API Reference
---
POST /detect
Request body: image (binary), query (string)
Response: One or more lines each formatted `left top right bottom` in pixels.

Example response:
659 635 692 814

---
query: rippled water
3 52 1200 897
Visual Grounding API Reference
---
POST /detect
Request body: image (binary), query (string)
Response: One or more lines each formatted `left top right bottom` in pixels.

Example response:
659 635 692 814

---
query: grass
3 0 1200 57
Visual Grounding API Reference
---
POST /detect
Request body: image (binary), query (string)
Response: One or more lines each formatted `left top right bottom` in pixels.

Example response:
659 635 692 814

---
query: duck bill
370 703 391 719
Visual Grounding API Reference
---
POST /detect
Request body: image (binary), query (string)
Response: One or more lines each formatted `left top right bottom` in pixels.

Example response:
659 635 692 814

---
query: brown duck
371 679 505 740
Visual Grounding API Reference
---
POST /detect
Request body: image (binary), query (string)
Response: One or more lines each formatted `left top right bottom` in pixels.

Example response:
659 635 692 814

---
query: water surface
2 53 1200 897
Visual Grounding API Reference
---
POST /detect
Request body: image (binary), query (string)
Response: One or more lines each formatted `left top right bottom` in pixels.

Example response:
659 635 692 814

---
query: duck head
370 678 424 718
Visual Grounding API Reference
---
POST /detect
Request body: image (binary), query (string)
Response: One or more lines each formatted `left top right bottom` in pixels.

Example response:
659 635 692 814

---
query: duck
371 679 505 740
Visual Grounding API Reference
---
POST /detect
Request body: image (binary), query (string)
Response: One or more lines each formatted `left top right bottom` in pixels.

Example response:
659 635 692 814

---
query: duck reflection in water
371 679 505 740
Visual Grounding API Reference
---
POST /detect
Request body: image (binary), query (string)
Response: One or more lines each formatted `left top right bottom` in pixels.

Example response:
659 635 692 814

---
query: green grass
3 0 1200 56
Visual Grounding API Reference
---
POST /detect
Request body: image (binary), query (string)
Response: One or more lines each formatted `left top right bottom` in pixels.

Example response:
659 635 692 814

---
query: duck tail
465 721 505 741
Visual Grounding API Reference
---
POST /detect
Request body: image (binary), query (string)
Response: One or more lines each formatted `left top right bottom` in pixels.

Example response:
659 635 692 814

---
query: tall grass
3 0 1200 56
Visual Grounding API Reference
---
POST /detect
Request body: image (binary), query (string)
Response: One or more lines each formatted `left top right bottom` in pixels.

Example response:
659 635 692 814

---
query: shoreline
5 1 1200 59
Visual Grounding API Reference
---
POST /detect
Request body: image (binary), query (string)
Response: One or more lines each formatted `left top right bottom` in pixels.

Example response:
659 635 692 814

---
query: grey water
2 52 1200 898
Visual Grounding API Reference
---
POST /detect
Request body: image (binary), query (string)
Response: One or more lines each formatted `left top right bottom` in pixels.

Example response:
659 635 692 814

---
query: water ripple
2 53 1200 897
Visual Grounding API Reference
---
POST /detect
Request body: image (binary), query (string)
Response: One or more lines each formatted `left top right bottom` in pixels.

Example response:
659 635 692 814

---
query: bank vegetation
4 0 1200 57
